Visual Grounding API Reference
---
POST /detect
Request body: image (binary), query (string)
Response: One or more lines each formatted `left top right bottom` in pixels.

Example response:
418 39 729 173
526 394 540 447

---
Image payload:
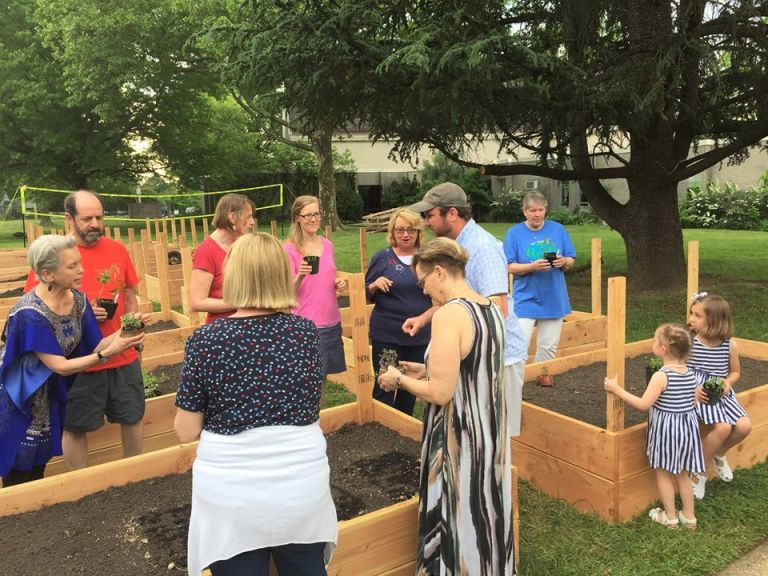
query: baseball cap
407 182 470 214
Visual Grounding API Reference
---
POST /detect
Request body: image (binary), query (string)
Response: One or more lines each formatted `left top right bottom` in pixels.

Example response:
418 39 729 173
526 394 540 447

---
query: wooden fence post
591 238 602 316
606 276 626 433
347 272 374 425
359 228 368 273
686 240 699 319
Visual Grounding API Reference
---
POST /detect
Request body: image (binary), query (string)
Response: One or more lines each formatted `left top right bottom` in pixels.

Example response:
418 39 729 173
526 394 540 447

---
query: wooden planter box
513 337 768 522
0 393 519 575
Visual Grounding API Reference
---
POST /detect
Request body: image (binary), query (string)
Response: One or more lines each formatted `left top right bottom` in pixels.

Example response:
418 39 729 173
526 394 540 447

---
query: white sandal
713 455 734 482
649 507 679 528
678 511 698 530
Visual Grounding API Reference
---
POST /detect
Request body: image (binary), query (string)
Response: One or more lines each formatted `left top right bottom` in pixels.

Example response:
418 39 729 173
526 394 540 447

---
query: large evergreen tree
365 0 768 289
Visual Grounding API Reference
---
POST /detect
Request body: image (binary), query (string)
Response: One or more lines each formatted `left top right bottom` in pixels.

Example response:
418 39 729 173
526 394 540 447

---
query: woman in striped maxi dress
688 293 751 499
378 237 515 575
605 324 704 529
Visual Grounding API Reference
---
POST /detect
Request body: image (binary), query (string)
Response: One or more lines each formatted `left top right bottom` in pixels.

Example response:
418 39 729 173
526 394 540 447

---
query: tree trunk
310 128 343 230
619 178 686 291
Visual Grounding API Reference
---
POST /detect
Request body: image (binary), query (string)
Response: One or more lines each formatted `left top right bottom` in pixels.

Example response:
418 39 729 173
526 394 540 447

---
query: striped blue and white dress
646 367 705 474
689 337 748 425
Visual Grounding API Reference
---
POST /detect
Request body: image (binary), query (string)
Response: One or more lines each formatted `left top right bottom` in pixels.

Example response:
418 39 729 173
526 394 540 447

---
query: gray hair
27 235 78 281
522 191 548 210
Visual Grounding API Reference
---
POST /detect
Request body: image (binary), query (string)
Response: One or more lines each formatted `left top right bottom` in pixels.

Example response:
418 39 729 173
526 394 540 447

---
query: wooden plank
0 444 198 516
45 431 182 477
616 469 657 522
606 277 626 433
524 348 607 381
625 339 654 357
591 238 602 315
359 227 368 273
734 337 768 361
141 350 185 371
687 240 699 318
328 498 419 576
617 423 650 479
737 384 768 426
517 401 616 478
318 403 359 434
342 271 375 425
512 441 617 521
373 401 423 442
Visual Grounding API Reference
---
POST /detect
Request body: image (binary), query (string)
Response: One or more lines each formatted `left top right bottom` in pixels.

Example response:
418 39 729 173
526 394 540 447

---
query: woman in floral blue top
365 209 435 415
175 232 337 576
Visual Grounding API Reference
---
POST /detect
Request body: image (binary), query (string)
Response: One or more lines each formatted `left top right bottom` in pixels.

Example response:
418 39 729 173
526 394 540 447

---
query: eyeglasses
416 268 435 288
298 212 322 221
394 227 417 235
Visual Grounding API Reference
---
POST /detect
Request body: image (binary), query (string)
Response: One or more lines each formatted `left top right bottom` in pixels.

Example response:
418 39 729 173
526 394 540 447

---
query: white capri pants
518 317 564 363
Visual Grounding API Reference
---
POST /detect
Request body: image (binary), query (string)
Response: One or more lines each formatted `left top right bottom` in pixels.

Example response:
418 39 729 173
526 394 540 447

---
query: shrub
680 181 764 230
383 176 422 209
548 209 598 225
335 173 363 222
490 188 525 222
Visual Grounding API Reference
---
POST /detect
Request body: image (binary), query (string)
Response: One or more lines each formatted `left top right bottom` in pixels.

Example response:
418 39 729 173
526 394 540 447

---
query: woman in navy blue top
175 232 337 576
365 209 434 415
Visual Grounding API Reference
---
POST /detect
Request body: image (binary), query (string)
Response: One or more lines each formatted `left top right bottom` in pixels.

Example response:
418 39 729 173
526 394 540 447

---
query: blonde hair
690 293 734 341
211 193 254 231
28 235 78 281
386 208 424 248
223 232 297 310
412 237 469 277
656 323 692 361
286 195 320 253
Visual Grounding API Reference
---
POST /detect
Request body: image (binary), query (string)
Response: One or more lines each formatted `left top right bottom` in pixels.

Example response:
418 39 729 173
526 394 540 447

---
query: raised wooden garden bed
513 278 768 522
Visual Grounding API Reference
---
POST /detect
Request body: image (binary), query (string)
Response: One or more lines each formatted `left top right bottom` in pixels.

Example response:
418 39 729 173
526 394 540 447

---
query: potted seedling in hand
94 264 123 319
702 375 725 405
645 357 663 384
379 348 404 400
120 312 146 337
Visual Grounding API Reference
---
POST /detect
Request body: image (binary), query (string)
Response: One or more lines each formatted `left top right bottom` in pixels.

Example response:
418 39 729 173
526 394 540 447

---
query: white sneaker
713 455 734 482
692 474 707 500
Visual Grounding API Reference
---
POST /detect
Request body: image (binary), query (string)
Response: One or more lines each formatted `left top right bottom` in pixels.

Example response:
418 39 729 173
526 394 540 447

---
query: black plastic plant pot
705 389 723 405
97 299 118 320
645 366 656 385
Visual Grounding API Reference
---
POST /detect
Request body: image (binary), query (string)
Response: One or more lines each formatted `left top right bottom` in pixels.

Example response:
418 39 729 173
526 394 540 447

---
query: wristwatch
96 351 108 364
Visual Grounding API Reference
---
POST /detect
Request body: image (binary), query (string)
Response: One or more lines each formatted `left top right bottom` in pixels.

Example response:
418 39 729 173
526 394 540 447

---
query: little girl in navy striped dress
604 323 704 529
688 293 752 500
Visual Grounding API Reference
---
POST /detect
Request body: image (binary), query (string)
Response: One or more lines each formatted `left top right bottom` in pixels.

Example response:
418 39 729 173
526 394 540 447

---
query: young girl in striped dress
604 323 704 528
688 293 752 499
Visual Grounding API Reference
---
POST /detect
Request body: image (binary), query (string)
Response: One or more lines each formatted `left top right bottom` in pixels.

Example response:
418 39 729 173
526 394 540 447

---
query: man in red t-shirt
25 190 146 470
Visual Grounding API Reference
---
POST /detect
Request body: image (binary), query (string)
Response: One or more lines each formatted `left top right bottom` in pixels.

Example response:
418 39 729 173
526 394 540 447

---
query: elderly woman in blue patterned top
0 235 145 487
174 232 337 576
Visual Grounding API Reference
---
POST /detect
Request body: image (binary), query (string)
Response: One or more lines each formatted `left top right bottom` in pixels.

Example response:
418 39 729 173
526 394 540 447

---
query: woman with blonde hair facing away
189 193 255 323
175 232 337 576
284 195 346 376
378 237 514 574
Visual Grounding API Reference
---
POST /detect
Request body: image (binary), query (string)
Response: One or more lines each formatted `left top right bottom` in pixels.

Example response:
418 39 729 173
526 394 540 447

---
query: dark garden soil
524 356 768 429
148 357 768 429
144 320 179 334
0 287 23 298
0 422 421 576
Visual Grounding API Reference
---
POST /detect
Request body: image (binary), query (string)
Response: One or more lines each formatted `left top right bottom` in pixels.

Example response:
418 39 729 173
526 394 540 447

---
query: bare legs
654 469 697 525
63 421 144 471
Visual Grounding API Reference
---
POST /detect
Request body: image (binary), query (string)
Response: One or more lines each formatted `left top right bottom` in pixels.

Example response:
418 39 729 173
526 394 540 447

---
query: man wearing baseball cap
405 182 528 438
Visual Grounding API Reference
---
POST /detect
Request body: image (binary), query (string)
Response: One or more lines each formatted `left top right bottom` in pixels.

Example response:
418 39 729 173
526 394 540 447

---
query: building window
524 180 539 190
559 181 570 207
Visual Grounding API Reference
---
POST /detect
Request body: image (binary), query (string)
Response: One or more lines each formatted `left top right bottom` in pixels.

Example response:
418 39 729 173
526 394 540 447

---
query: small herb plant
648 357 663 372
120 312 145 334
142 369 160 399
703 376 726 404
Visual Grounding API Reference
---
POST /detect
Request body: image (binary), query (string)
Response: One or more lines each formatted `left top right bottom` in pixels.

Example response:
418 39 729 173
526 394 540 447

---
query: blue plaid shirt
456 219 528 364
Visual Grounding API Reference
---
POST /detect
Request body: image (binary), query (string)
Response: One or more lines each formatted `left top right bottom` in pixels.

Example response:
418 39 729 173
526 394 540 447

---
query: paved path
718 539 768 576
